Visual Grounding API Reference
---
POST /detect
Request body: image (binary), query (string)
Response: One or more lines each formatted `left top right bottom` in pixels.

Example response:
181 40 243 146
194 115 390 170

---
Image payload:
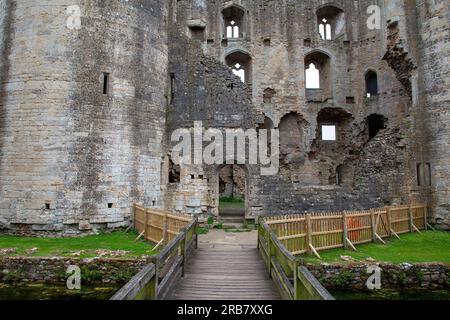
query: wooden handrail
112 209 198 300
258 220 333 300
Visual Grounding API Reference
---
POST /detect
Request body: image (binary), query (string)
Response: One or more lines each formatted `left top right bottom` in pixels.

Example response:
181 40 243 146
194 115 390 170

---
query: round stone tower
0 0 168 232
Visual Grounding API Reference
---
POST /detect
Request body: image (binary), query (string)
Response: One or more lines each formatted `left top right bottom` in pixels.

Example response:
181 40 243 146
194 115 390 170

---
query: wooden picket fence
134 205 194 249
263 204 429 258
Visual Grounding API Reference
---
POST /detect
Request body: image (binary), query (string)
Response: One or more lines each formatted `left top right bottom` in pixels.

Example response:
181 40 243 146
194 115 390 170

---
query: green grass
0 231 155 259
196 226 210 235
219 196 245 203
304 231 450 265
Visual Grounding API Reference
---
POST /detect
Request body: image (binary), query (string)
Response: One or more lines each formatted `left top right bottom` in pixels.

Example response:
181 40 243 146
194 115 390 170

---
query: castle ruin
0 0 448 233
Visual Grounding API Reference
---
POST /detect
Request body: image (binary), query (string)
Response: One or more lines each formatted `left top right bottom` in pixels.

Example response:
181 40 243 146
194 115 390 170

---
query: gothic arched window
305 63 320 89
319 19 332 40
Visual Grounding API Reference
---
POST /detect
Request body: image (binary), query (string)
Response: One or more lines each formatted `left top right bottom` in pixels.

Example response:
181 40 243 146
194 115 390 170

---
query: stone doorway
216 164 247 223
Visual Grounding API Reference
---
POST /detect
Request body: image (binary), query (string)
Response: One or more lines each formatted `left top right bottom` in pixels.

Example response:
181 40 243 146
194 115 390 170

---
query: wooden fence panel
390 207 410 234
311 213 344 251
134 205 193 246
264 204 427 257
374 210 390 238
412 206 425 230
347 211 372 245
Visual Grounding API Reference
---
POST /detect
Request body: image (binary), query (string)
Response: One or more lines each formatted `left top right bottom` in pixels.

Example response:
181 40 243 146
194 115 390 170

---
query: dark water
0 282 120 300
331 288 450 300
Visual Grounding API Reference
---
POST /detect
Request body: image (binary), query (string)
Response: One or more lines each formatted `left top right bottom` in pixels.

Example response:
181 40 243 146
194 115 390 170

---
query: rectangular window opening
322 125 336 141
108 203 113 209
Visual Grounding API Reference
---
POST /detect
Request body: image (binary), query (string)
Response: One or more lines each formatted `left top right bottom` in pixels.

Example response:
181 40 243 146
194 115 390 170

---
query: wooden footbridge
167 247 280 300
111 203 427 301
111 205 333 301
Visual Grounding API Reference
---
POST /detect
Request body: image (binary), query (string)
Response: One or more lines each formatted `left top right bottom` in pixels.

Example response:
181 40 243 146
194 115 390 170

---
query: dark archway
367 114 387 140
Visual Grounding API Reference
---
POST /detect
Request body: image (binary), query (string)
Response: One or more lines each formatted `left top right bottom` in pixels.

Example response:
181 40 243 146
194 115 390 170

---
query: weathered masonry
0 0 449 233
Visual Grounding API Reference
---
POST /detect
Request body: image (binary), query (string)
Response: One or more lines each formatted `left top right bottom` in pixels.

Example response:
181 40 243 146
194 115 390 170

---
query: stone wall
308 262 450 290
0 0 169 233
164 0 424 219
0 0 447 231
0 256 146 284
416 1 450 229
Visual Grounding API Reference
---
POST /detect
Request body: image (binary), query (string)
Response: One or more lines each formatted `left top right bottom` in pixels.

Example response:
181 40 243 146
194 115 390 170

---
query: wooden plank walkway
166 247 280 300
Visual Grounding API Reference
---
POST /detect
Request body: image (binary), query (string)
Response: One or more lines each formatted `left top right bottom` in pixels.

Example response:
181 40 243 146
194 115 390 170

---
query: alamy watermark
66 265 81 290
66 5 82 30
366 265 382 290
171 121 280 175
367 5 382 30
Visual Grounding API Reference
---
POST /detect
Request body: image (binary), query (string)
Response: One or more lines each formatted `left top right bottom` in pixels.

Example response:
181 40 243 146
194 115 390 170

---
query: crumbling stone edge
0 257 147 285
308 262 450 290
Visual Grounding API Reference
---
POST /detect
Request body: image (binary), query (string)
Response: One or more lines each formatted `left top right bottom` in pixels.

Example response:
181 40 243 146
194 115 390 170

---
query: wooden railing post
150 257 159 300
163 211 169 245
144 209 149 241
370 209 376 243
386 207 392 237
409 204 414 233
180 229 187 277
268 229 274 278
293 260 300 300
306 214 312 255
424 205 428 231
343 212 348 250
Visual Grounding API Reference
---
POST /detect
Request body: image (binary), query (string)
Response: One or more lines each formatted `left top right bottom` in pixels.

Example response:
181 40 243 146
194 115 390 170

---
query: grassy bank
304 231 450 264
0 231 154 259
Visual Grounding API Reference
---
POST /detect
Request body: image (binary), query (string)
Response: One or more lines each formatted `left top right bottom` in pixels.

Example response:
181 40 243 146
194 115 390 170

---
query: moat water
1 282 449 300
0 282 120 300
331 288 450 300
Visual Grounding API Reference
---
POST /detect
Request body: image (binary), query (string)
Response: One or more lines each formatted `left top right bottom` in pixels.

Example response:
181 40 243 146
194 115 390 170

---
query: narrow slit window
170 73 175 101
103 73 109 95
426 163 432 186
417 163 424 187
336 165 343 185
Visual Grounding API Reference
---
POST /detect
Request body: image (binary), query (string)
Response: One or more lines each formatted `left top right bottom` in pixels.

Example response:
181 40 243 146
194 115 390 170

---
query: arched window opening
263 88 277 103
305 51 332 102
319 19 332 40
365 71 379 97
222 5 245 39
232 63 245 82
226 20 240 38
306 63 320 89
225 51 252 84
317 5 345 41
